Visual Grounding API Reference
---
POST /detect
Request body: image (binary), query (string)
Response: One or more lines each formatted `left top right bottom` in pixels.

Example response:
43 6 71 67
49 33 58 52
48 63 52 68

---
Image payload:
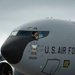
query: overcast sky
0 0 75 48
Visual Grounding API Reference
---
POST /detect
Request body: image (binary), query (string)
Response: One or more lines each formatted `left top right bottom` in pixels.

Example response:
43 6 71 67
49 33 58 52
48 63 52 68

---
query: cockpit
10 30 49 40
1 30 49 64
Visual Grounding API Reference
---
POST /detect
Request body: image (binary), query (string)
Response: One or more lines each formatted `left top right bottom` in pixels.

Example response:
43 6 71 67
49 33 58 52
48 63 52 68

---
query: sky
0 0 75 49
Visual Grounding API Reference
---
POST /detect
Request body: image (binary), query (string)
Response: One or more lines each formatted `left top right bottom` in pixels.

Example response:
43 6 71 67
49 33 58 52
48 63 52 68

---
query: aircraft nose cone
1 36 28 64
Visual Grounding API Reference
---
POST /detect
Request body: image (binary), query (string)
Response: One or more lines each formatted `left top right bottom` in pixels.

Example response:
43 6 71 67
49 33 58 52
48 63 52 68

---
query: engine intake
0 61 13 75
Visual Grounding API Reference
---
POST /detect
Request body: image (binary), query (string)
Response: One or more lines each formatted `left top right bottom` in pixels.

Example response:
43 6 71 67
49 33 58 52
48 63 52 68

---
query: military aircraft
1 19 75 75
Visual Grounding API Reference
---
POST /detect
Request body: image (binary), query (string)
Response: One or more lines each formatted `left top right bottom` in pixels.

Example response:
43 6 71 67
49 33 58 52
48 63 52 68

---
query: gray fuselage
1 19 75 75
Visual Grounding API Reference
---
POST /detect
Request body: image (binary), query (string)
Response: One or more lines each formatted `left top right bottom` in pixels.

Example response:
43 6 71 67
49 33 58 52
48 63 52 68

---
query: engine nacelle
0 61 14 75
0 61 25 75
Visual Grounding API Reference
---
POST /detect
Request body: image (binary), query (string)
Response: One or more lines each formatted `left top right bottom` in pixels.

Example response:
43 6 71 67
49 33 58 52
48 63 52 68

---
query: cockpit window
10 31 32 37
17 31 31 36
10 31 18 36
31 31 49 40
10 30 49 40
39 32 44 38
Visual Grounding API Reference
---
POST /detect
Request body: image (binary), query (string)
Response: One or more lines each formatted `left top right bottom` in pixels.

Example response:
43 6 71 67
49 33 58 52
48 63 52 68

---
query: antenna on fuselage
46 17 49 19
51 17 53 19
46 17 53 19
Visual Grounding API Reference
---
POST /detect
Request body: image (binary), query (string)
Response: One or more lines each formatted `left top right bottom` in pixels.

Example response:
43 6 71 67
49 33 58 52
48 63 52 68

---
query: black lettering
72 47 75 54
63 47 66 54
45 46 49 54
58 47 66 54
68 47 71 54
58 47 61 54
51 46 55 54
